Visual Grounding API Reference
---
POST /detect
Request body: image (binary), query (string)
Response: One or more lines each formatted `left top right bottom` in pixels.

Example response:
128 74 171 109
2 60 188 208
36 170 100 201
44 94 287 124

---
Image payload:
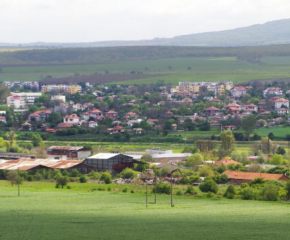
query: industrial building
0 159 94 174
84 153 142 173
46 146 91 160
126 149 192 163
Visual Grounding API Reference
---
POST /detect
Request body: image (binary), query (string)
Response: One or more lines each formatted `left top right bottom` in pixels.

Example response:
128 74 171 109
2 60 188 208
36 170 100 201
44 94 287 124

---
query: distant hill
1 19 290 48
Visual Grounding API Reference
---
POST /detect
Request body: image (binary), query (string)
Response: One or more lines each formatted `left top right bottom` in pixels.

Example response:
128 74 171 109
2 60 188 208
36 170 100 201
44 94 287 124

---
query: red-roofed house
230 86 247 97
214 159 242 167
223 170 289 184
275 98 289 110
205 106 220 116
263 87 283 96
63 114 80 124
106 110 118 119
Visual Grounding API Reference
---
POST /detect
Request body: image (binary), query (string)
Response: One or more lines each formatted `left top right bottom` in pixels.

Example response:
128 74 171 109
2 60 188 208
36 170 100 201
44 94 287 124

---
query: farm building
223 170 289 184
0 158 94 174
126 149 191 163
47 146 91 160
0 152 36 160
84 153 142 173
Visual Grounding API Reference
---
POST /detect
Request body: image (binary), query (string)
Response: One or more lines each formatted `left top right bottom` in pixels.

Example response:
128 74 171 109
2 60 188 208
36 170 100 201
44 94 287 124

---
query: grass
1 56 290 84
1 181 290 240
255 126 290 139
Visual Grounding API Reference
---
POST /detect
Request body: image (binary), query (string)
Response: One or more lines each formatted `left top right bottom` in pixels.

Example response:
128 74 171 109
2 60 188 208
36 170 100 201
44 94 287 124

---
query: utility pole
17 168 20 197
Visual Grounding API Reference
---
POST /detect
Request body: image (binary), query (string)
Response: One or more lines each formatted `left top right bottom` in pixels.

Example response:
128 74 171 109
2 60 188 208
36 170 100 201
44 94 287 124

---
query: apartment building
7 92 42 108
41 84 82 94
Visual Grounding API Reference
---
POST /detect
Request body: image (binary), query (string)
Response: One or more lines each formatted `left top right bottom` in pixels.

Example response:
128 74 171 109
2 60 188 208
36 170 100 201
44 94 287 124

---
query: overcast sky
1 0 290 43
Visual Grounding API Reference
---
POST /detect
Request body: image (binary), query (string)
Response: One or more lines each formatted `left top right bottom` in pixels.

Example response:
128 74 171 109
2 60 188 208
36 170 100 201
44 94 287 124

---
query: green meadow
1 56 290 84
1 181 290 240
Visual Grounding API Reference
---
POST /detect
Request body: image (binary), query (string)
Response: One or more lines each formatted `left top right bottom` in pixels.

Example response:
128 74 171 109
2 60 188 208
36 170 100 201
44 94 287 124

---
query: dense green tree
32 134 42 147
241 115 256 140
220 130 236 152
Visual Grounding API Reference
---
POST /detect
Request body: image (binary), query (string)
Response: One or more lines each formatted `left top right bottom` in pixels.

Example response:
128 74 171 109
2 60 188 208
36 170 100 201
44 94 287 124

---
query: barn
84 153 142 173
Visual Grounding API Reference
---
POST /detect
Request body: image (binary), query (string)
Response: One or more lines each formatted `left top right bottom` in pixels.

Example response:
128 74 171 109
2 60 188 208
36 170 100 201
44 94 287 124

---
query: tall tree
241 115 256 140
220 130 236 152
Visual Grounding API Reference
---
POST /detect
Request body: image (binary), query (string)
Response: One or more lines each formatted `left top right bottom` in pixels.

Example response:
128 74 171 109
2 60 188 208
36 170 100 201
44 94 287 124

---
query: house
275 98 289 110
241 104 258 113
89 109 102 119
0 116 6 124
28 110 51 122
63 114 80 125
214 159 242 167
22 121 32 130
147 119 159 125
263 87 283 96
106 110 118 119
127 120 141 127
230 86 247 97
223 170 289 184
47 146 91 159
205 106 220 116
88 121 98 128
125 112 138 119
54 103 69 114
84 153 142 173
110 126 125 134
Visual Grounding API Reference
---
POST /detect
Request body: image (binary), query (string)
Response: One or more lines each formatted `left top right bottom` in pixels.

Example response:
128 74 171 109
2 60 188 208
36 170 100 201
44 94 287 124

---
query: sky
1 0 290 43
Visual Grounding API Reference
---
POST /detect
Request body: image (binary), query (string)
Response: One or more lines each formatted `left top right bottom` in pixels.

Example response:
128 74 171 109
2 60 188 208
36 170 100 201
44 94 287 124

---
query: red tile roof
214 159 242 166
224 170 289 181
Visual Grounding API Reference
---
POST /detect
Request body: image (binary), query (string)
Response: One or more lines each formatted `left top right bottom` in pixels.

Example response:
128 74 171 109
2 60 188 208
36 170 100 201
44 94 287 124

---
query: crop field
1 181 290 240
1 56 290 85
255 126 290 139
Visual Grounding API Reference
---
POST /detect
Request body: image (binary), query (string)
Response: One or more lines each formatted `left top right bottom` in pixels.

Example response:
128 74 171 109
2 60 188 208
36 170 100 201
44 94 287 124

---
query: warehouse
47 146 91 159
84 153 142 173
0 158 94 174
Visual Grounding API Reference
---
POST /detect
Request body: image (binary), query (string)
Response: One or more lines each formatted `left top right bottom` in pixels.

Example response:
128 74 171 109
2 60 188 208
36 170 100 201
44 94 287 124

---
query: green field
1 56 290 85
1 181 290 240
255 126 290 139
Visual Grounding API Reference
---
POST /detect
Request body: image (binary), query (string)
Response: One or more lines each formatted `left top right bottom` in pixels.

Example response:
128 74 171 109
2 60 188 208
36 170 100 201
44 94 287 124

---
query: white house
275 98 289 110
230 86 247 97
63 114 80 124
263 87 283 96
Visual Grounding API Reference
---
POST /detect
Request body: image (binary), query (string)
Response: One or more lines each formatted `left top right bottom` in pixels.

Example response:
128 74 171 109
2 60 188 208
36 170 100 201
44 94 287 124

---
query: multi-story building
41 84 82 94
178 81 233 94
3 81 39 90
7 92 42 108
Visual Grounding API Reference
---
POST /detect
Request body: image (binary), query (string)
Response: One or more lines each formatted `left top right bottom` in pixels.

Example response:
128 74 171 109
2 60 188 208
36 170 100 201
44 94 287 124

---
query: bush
199 180 218 193
100 172 112 184
56 176 69 189
122 188 128 193
107 187 111 191
224 184 236 199
119 168 137 179
130 190 135 194
176 189 183 196
261 184 280 201
152 181 171 194
70 169 80 177
79 175 88 183
184 186 197 195
250 177 265 186
206 192 215 198
67 185 71 189
240 187 259 200
27 175 34 182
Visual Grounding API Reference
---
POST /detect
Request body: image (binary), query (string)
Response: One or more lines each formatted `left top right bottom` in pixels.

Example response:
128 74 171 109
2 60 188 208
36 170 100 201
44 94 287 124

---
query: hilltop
1 19 290 47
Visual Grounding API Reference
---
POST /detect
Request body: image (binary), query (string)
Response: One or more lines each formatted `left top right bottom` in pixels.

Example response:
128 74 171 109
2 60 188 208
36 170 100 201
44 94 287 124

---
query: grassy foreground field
1 181 290 240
